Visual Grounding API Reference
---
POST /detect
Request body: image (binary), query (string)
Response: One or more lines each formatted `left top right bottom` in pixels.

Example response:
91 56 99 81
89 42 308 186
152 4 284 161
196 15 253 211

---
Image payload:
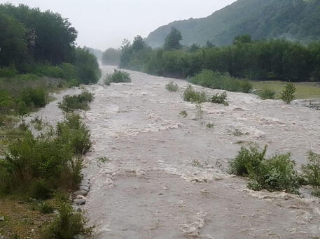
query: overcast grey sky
1 0 237 50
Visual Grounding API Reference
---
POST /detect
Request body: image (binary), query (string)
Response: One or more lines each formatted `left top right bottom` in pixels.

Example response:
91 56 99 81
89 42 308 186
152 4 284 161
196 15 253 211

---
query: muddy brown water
31 66 320 238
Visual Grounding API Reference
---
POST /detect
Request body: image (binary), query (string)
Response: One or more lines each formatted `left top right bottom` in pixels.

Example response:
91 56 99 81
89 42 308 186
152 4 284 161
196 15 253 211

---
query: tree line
0 4 100 84
117 29 320 82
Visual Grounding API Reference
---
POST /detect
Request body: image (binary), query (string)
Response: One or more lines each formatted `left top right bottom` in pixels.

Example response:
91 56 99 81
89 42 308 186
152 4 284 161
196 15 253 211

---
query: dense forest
0 4 101 84
146 0 320 48
120 30 320 82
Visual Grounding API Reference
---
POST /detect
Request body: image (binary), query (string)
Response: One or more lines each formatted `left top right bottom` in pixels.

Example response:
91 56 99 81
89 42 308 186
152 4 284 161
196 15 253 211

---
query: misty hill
145 0 320 48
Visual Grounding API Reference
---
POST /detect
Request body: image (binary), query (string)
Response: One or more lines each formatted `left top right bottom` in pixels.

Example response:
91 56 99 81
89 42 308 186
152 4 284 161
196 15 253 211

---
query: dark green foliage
58 91 94 113
105 69 131 84
42 203 92 238
302 151 320 186
229 145 267 177
145 0 320 48
165 81 179 92
183 85 207 103
258 87 276 100
39 202 54 214
164 28 182 51
0 67 18 78
229 145 300 193
210 92 228 105
281 83 296 104
21 88 47 108
57 114 92 155
191 70 252 93
0 114 90 195
102 48 121 66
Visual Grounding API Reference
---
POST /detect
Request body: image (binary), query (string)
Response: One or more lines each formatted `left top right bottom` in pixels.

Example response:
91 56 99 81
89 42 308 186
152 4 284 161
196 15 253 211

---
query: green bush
229 145 267 177
58 91 93 112
229 145 300 193
165 81 179 92
57 114 92 155
258 87 276 100
281 83 296 104
183 85 207 103
20 88 47 108
302 151 320 186
0 114 90 195
191 70 252 93
42 203 92 239
35 65 64 78
0 67 18 78
39 202 54 214
210 91 228 105
104 69 131 84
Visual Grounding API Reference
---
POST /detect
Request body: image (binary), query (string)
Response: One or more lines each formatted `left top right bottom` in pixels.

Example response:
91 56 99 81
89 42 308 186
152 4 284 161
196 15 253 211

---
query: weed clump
58 91 93 112
258 87 276 100
230 145 300 193
183 85 207 103
210 91 228 105
302 151 320 186
281 83 296 104
42 203 92 238
165 81 179 92
179 110 188 118
104 69 131 85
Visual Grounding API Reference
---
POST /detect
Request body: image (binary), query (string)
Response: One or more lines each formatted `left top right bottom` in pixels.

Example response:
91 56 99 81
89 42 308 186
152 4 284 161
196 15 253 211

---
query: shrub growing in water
229 145 300 193
104 69 131 84
58 91 94 112
183 85 207 103
302 151 320 186
165 81 179 92
281 83 296 104
258 87 276 100
210 91 228 105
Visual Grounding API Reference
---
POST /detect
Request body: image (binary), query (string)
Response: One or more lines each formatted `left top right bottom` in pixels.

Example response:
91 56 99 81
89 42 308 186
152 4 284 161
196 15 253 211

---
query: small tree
281 83 296 104
164 27 182 51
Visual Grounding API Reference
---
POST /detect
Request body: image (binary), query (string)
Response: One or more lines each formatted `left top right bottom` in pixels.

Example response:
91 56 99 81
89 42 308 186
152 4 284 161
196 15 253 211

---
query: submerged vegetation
59 91 94 112
104 69 131 85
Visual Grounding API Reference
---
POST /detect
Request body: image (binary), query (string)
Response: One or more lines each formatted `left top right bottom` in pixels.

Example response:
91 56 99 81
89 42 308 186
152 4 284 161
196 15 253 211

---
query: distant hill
145 0 320 48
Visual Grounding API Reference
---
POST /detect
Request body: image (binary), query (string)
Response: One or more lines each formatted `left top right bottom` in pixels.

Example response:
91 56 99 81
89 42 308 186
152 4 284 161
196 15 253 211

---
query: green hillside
145 0 320 48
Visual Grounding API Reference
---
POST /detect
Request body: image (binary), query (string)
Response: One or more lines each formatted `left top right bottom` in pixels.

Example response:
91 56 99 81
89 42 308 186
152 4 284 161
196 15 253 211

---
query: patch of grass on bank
252 81 320 99
191 70 252 93
165 81 179 92
58 91 94 112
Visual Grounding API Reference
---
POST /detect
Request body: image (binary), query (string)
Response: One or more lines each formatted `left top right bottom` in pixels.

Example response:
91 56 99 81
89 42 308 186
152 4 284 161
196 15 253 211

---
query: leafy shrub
57 114 92 155
35 65 64 78
281 83 296 104
183 85 207 103
229 145 300 193
42 203 92 239
210 91 228 105
229 145 267 176
311 188 320 198
21 88 47 108
258 87 276 100
39 202 54 214
165 81 179 92
302 151 320 186
104 69 131 84
179 110 188 118
191 70 252 93
59 91 93 112
0 114 90 195
30 179 52 200
0 67 18 78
